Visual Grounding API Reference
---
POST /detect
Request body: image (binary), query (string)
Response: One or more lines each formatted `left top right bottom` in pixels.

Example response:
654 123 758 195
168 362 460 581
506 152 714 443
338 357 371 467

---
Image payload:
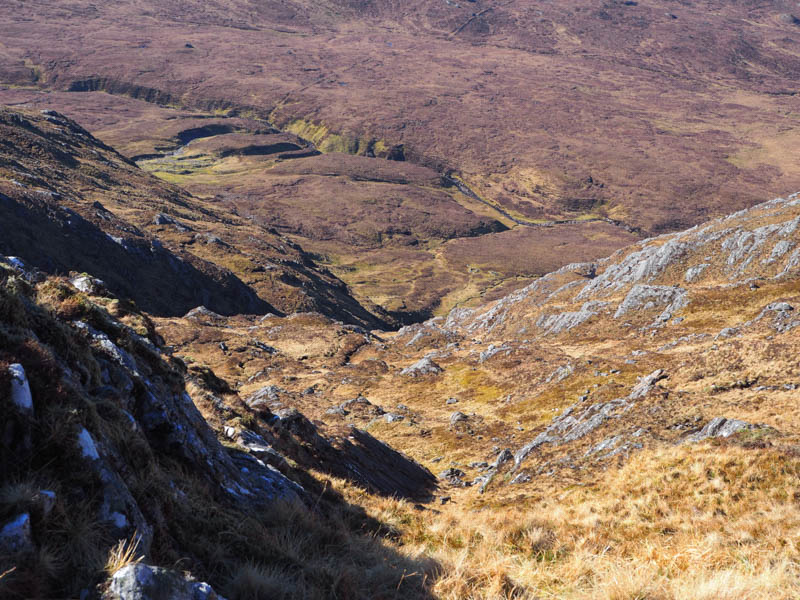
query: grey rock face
153 212 192 232
684 263 710 283
74 321 140 378
479 343 511 363
764 240 794 264
545 364 574 384
686 417 763 442
183 306 225 322
449 411 469 427
759 302 800 333
0 513 34 554
438 468 468 486
766 302 794 312
74 426 154 553
628 369 667 400
613 285 688 323
514 369 666 469
715 327 740 340
400 357 443 377
576 238 691 301
104 564 227 600
440 194 800 339
585 435 623 456
9 363 33 415
245 385 285 411
492 449 513 469
536 301 608 335
236 430 285 465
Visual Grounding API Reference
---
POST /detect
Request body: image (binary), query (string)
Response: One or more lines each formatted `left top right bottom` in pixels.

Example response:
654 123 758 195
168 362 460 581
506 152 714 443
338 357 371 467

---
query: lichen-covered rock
8 363 33 415
439 468 468 486
400 357 443 377
545 364 574 384
536 301 608 335
613 285 688 322
70 274 105 294
244 385 285 412
684 263 710 283
103 564 227 600
492 449 513 469
628 369 667 400
479 343 511 363
686 417 764 442
449 411 469 427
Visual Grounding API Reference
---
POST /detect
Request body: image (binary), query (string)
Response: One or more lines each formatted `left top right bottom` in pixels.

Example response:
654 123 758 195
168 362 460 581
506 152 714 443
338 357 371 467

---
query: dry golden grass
104 534 144 576
324 442 800 600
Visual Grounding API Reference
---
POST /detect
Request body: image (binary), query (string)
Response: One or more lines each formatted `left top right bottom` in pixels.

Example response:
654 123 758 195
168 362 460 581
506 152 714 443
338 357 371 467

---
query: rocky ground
1 2 800 594
6 176 795 596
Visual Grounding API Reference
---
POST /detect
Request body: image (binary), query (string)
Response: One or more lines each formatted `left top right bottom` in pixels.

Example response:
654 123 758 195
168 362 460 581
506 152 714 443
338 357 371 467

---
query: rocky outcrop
686 417 766 442
439 193 800 337
613 285 688 324
0 260 302 597
104 564 226 600
8 363 33 416
514 370 667 469
400 357 443 377
536 301 608 335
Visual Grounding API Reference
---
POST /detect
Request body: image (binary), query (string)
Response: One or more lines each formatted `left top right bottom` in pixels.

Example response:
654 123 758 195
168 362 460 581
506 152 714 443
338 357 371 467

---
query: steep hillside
0 257 437 599
0 106 388 328
157 191 800 598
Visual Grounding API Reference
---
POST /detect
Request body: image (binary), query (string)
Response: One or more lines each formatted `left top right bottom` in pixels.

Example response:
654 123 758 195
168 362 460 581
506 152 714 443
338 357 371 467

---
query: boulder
103 564 226 600
244 385 285 412
479 343 511 363
400 357 443 377
438 468 467 486
70 274 105 295
449 411 469 427
0 513 34 554
9 363 33 416
686 417 763 442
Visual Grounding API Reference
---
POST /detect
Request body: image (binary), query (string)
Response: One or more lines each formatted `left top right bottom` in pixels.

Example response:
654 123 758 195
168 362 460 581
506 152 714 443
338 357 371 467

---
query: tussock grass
104 534 144 576
324 442 800 599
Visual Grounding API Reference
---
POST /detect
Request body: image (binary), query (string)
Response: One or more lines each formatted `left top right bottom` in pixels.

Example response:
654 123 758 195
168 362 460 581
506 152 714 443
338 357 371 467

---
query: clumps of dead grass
331 443 800 599
104 533 144 576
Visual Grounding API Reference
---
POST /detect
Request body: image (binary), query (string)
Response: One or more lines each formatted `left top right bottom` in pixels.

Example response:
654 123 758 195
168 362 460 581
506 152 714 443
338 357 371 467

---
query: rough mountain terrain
146 188 800 598
0 88 641 318
2 0 800 315
1 96 799 597
0 106 388 327
0 254 438 599
1 1 800 598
